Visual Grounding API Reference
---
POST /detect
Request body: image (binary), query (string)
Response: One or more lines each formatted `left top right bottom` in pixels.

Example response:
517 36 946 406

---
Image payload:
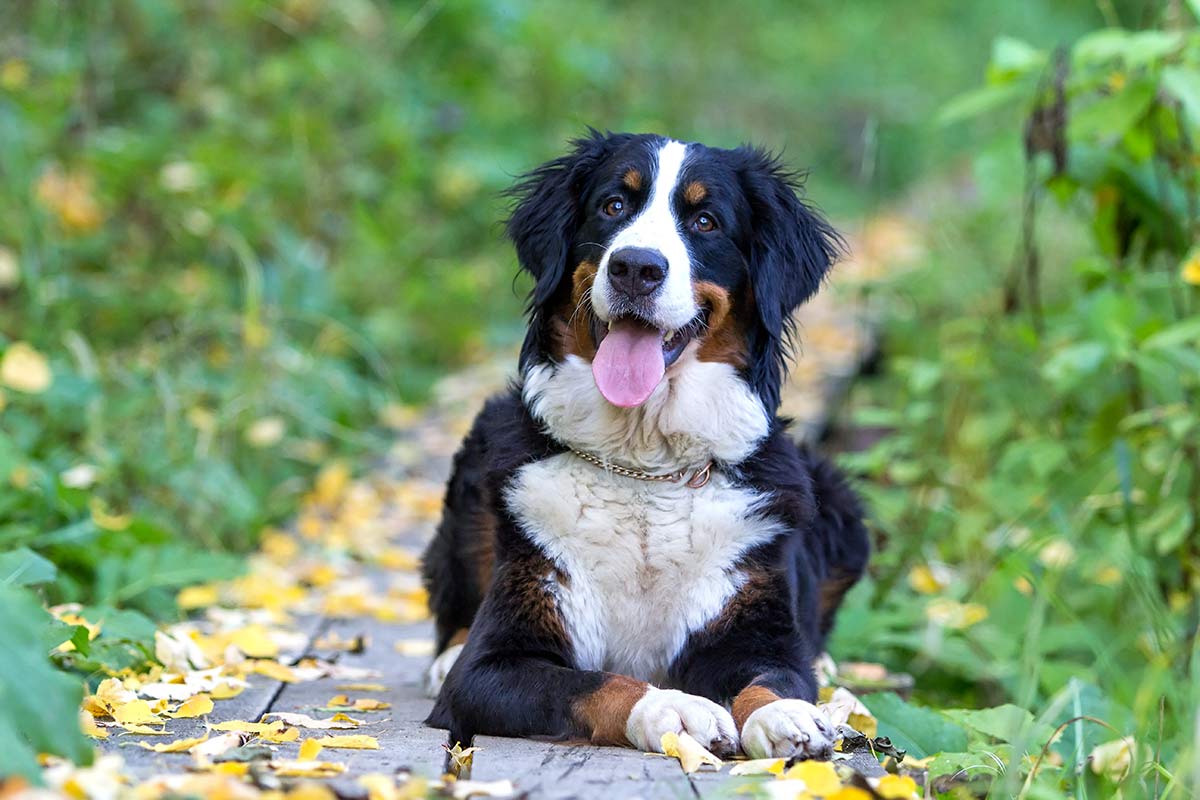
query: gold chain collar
568 448 713 489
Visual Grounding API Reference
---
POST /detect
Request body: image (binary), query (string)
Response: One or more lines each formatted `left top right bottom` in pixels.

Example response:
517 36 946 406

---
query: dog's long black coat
423 391 867 747
420 131 869 753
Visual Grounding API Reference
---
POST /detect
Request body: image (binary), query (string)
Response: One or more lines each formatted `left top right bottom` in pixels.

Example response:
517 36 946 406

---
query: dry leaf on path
191 732 252 760
136 733 209 753
80 710 108 740
169 694 214 719
660 731 722 773
444 742 480 778
298 738 324 761
313 735 379 750
335 683 386 692
783 760 843 794
728 758 785 776
262 712 363 730
112 699 162 726
269 760 347 778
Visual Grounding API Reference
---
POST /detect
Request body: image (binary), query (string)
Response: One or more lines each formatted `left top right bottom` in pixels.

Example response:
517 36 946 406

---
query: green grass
7 0 1200 794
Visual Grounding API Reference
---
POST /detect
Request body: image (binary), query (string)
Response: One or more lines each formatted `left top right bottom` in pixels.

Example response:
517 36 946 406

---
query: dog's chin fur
522 348 770 473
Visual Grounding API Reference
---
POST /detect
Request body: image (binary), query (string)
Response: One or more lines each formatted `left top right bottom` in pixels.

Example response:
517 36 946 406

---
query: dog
421 131 868 760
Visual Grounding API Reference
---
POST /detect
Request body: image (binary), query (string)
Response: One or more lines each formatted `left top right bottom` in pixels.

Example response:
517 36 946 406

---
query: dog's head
508 131 841 412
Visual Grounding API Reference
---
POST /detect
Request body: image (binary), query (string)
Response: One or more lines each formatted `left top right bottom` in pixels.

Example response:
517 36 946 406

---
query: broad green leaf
989 36 1045 78
1073 29 1183 67
1162 66 1200 128
1041 342 1108 391
1142 317 1200 350
937 82 1025 127
1068 81 1156 143
946 704 1056 746
860 692 969 759
0 584 91 781
0 547 57 586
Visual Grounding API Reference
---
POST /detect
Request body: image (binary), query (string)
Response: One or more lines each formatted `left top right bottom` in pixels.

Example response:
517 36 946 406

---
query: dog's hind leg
802 448 870 645
420 407 501 681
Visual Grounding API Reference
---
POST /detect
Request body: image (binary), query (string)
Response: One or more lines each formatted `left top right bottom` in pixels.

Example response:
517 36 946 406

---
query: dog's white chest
506 454 782 683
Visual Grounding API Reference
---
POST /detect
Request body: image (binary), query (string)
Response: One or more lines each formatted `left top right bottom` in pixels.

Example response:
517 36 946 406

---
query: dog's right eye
602 197 625 217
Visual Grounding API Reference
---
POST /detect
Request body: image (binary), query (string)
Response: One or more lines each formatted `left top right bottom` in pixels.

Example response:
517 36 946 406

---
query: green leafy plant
836 8 1200 797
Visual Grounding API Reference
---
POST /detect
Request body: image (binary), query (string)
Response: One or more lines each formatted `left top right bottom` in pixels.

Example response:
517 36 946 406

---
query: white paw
425 643 464 698
626 688 738 757
741 698 835 760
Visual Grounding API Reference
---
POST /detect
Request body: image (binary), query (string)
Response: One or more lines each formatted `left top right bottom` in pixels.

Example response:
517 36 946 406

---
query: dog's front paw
741 698 834 760
626 688 738 758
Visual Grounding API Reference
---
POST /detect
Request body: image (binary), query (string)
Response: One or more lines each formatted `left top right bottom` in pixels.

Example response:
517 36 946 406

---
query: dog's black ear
736 146 843 410
506 130 616 310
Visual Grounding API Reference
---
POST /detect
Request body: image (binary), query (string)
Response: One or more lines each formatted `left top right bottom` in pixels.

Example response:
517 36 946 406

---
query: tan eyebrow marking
622 168 643 191
683 181 708 205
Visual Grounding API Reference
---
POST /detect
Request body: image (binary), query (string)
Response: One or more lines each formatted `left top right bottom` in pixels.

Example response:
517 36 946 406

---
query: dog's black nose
608 247 667 298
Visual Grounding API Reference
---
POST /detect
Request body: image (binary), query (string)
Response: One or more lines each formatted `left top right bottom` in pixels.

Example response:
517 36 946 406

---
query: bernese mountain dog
421 131 869 761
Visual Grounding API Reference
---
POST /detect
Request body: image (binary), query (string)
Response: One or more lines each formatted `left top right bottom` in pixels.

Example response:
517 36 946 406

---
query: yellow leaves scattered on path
311 735 380 750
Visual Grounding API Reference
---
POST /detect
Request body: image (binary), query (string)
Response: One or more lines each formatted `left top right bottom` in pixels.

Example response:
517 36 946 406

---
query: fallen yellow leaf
784 760 842 794
393 639 434 657
727 758 785 776
230 625 280 658
1 342 52 393
212 720 278 734
118 724 172 735
828 789 873 800
314 735 379 750
1090 737 1135 781
260 726 300 743
79 710 107 739
191 731 251 760
444 742 480 779
137 733 209 753
875 774 920 799
327 694 390 711
177 584 220 610
269 760 347 778
660 731 721 773
111 699 161 726
298 738 324 761
210 682 245 700
169 694 213 719
262 712 362 730
286 784 337 800
335 683 387 693
251 659 298 682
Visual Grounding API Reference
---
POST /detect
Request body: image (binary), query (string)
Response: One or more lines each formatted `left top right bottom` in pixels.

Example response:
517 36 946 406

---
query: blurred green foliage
8 0 1198 792
833 12 1200 797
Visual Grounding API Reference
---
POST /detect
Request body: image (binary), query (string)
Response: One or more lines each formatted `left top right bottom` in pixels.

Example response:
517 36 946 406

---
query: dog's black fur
422 131 869 754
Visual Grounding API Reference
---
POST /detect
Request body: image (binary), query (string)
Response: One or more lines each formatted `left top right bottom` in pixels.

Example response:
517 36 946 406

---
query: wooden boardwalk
96 244 891 798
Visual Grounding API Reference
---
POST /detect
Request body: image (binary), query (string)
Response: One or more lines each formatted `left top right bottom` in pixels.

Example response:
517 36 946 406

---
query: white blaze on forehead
593 140 698 330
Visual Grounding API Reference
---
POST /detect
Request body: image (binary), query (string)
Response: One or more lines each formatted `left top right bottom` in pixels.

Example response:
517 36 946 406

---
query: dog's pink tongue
592 318 665 408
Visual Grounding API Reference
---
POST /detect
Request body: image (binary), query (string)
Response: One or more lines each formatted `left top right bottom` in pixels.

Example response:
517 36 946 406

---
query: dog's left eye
603 198 625 217
692 213 717 233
